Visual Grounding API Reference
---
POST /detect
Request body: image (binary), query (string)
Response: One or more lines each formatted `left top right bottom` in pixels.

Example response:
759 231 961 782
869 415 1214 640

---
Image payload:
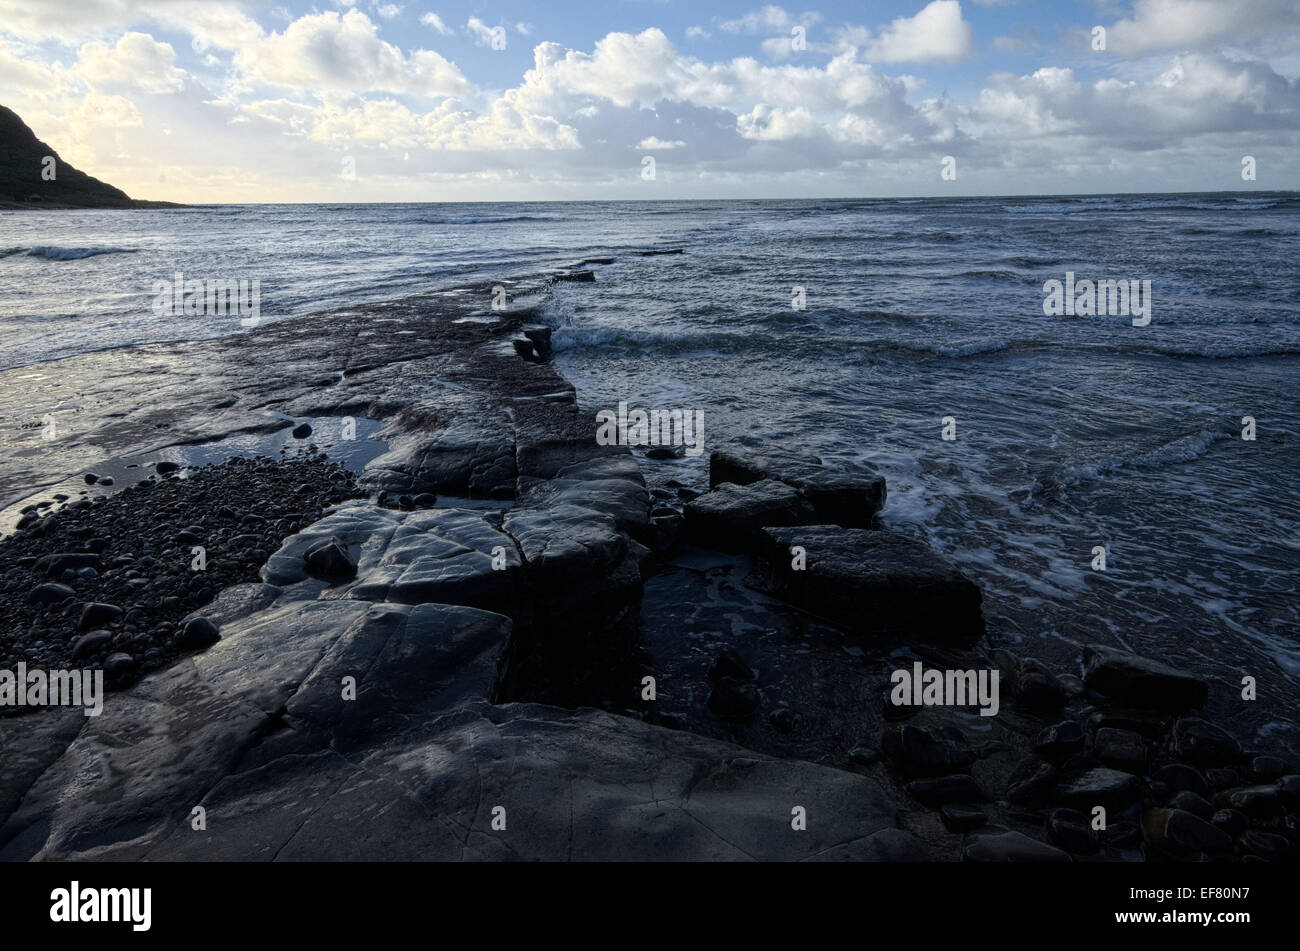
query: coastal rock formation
709 448 886 528
0 104 173 209
756 525 985 644
0 562 914 860
683 479 814 552
2 280 1295 864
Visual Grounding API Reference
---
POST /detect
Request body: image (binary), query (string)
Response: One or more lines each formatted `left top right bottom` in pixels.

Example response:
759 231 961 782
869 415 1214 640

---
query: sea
2 192 1298 749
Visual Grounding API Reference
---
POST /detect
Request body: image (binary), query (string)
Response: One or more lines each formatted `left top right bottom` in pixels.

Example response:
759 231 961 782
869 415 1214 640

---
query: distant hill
0 104 179 209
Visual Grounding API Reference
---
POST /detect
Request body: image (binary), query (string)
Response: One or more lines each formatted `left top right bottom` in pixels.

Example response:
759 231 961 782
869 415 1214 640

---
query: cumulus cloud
302 95 581 151
1106 0 1300 57
234 10 470 97
1 2 1298 199
970 53 1300 143
860 0 975 63
75 32 187 93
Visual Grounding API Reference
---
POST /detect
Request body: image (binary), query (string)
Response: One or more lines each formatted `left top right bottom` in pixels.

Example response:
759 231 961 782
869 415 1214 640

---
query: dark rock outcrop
709 449 886 528
1082 644 1209 711
757 525 985 644
684 479 814 552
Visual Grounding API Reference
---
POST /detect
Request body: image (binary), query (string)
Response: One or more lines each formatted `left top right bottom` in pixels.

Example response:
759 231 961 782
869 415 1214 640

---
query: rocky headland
0 271 1296 862
0 104 180 209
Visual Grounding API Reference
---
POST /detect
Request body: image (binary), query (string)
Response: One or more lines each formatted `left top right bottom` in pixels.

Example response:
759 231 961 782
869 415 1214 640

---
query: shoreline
0 276 1296 861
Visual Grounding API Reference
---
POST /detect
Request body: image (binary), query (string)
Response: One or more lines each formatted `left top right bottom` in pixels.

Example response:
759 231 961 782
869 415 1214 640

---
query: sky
0 0 1297 202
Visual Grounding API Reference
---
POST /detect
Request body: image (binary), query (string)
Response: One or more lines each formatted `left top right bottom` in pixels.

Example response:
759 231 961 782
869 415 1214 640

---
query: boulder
757 525 984 644
33 552 99 577
709 448 885 527
303 537 357 583
1151 763 1209 797
1094 727 1147 774
684 479 814 552
882 723 976 778
1144 808 1232 857
77 602 123 631
26 582 76 605
1082 644 1208 711
1033 721 1085 763
1170 717 1242 766
177 617 221 649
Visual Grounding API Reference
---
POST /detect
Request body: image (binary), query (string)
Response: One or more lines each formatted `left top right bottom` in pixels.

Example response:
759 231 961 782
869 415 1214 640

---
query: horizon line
125 187 1298 208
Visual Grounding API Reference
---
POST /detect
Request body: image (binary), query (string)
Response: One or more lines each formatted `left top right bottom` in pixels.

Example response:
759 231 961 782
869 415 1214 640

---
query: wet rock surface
756 525 985 644
2 288 1297 862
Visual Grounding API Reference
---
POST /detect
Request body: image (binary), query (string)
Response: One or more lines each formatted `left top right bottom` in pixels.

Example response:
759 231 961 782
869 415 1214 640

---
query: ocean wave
848 337 1018 359
414 214 563 225
551 325 754 355
1050 429 1231 491
0 246 139 261
1003 255 1064 267
961 269 1037 284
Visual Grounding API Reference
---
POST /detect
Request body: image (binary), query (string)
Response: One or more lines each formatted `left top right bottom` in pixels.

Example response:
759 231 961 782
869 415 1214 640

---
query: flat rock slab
684 479 814 552
131 703 919 862
757 525 985 644
0 595 515 861
260 501 527 613
1083 644 1208 712
517 455 650 540
710 449 886 528
362 394 517 500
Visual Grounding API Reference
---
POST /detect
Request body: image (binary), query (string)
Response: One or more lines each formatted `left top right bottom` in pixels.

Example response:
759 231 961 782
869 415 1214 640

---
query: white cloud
685 26 711 40
420 12 452 36
861 0 974 64
75 32 187 93
637 136 685 148
0 0 265 48
373 3 402 20
2 7 1298 199
1106 0 1300 57
303 95 581 151
466 17 504 48
970 53 1300 142
234 10 470 97
720 6 819 34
